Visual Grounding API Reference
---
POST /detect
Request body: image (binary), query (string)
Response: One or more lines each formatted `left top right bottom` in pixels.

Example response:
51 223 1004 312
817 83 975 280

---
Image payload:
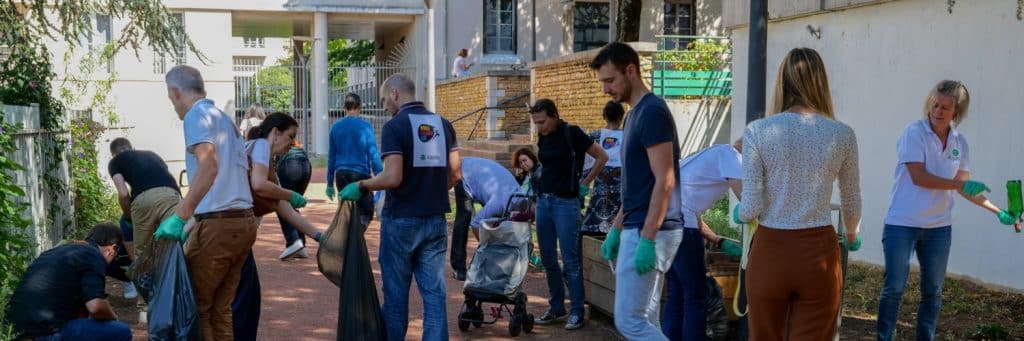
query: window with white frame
154 13 185 74
80 13 113 72
243 37 265 48
573 2 610 52
663 0 695 49
484 0 516 54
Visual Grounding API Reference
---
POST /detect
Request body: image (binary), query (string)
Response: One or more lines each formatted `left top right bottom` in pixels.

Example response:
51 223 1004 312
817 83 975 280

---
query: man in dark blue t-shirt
591 42 685 340
4 224 132 341
339 73 461 341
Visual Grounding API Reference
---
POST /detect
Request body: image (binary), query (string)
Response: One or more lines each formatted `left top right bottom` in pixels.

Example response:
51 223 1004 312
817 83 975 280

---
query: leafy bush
660 39 731 72
967 323 1009 340
68 118 120 239
0 116 35 340
702 196 739 240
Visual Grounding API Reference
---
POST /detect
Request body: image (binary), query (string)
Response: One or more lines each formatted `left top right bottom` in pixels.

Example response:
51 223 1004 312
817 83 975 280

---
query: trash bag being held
318 201 387 340
147 240 200 341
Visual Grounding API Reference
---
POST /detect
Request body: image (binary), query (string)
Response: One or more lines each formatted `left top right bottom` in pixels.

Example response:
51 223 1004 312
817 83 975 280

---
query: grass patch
842 262 1024 339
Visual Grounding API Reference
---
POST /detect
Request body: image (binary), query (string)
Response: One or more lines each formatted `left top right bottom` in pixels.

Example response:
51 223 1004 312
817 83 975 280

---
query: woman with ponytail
233 113 323 341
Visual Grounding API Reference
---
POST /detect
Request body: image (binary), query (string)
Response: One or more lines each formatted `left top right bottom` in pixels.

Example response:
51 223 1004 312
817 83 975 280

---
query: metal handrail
450 91 532 141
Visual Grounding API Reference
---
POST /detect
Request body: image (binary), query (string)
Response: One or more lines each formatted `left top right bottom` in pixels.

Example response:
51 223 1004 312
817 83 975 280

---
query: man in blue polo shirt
592 42 685 340
450 157 522 281
339 73 461 341
158 65 258 341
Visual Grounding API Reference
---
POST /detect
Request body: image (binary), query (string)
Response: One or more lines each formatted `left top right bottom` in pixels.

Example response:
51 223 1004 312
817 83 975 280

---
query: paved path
112 188 623 340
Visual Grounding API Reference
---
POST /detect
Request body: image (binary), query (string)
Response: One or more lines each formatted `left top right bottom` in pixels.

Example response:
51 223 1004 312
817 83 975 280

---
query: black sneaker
534 310 567 325
452 270 467 281
564 314 584 330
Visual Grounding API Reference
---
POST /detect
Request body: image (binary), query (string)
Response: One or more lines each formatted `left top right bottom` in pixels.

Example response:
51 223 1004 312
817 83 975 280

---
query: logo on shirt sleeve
418 124 440 143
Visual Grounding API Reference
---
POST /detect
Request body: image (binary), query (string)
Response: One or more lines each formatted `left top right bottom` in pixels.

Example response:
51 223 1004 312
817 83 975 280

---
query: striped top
738 112 862 233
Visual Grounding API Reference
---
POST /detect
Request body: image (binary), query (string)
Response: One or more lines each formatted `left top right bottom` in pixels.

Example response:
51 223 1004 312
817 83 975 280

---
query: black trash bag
232 250 261 341
320 202 387 340
148 240 201 341
705 276 730 341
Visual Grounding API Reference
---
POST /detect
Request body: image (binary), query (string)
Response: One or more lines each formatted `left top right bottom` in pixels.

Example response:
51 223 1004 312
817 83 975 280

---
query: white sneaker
279 240 305 260
297 248 309 258
123 281 138 300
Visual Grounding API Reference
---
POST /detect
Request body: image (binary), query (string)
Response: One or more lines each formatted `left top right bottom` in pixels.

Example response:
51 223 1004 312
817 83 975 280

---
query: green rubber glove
732 204 746 225
155 214 186 242
339 182 363 201
721 239 742 258
634 236 657 275
840 234 862 251
962 180 990 197
998 210 1019 225
325 186 335 201
601 228 621 261
578 183 590 201
289 191 307 209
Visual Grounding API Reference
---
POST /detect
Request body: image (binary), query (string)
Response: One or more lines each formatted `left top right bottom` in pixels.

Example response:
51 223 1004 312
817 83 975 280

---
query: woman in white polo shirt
876 80 1020 341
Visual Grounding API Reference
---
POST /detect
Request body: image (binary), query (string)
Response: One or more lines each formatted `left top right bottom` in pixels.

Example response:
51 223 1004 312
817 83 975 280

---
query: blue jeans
663 228 707 341
877 225 952 341
614 228 683 341
33 318 132 341
379 214 449 341
535 194 585 316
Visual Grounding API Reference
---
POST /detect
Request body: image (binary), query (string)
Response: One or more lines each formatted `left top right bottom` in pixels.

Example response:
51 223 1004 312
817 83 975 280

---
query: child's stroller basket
458 193 535 336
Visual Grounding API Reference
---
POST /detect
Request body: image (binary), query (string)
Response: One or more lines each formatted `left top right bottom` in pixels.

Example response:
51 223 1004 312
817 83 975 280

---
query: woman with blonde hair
239 103 265 136
876 81 1020 340
733 47 861 340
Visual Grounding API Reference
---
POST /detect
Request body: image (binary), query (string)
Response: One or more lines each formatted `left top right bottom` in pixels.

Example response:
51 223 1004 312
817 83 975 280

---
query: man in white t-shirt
157 65 259 340
663 139 743 341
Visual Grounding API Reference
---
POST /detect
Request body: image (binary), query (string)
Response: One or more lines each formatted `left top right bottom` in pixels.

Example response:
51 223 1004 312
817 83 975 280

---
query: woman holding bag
233 113 323 341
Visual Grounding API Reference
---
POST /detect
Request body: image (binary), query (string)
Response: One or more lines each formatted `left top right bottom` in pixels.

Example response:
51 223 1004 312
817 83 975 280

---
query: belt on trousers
194 208 254 222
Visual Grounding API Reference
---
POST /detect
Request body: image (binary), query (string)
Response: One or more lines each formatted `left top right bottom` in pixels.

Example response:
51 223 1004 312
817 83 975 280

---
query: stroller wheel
471 305 484 327
457 311 472 332
508 314 522 337
523 313 534 333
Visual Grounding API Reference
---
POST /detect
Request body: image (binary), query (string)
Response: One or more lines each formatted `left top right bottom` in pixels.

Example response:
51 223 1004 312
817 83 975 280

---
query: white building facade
725 0 1024 290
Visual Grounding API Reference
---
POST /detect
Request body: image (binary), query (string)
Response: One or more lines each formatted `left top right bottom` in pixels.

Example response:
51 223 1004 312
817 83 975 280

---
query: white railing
3 104 73 255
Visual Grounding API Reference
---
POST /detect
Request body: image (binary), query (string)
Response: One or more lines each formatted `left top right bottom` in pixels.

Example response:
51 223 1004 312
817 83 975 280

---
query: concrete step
459 148 513 168
509 133 533 143
461 139 533 152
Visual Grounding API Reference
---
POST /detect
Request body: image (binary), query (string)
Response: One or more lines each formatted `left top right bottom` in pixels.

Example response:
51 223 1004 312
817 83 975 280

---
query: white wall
729 0 1024 290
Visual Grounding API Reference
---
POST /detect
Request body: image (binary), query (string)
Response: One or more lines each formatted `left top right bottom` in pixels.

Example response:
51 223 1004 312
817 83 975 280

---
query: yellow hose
732 219 757 317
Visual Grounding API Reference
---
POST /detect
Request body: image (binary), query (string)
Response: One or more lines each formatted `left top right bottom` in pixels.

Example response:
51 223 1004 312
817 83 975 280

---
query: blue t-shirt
183 99 253 214
327 115 383 184
461 157 521 227
620 93 683 230
380 102 458 217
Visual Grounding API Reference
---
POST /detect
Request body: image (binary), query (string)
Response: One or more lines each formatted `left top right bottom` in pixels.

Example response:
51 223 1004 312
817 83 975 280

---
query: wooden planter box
581 235 616 315
582 235 743 321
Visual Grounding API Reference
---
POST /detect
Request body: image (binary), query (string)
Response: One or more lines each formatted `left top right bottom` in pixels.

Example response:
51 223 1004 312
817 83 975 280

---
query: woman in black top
528 99 608 330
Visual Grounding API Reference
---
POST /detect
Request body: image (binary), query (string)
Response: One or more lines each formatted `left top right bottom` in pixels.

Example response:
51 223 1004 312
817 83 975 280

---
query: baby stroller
458 193 535 336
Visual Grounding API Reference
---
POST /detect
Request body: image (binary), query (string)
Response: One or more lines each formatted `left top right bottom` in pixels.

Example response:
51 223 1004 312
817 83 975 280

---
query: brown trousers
746 225 841 341
184 213 258 341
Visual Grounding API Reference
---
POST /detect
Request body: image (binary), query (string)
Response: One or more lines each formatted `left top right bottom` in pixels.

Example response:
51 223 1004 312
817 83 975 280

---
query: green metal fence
652 35 733 98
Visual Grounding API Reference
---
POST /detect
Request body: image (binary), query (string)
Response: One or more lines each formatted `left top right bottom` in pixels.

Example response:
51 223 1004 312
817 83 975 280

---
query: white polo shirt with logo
884 119 970 228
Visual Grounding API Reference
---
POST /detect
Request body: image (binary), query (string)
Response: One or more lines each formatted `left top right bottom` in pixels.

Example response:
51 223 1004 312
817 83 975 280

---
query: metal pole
746 0 768 124
531 0 537 61
737 2 768 339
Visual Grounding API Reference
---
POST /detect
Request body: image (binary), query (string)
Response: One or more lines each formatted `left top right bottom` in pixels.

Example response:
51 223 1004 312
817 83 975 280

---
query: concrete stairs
458 134 534 169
